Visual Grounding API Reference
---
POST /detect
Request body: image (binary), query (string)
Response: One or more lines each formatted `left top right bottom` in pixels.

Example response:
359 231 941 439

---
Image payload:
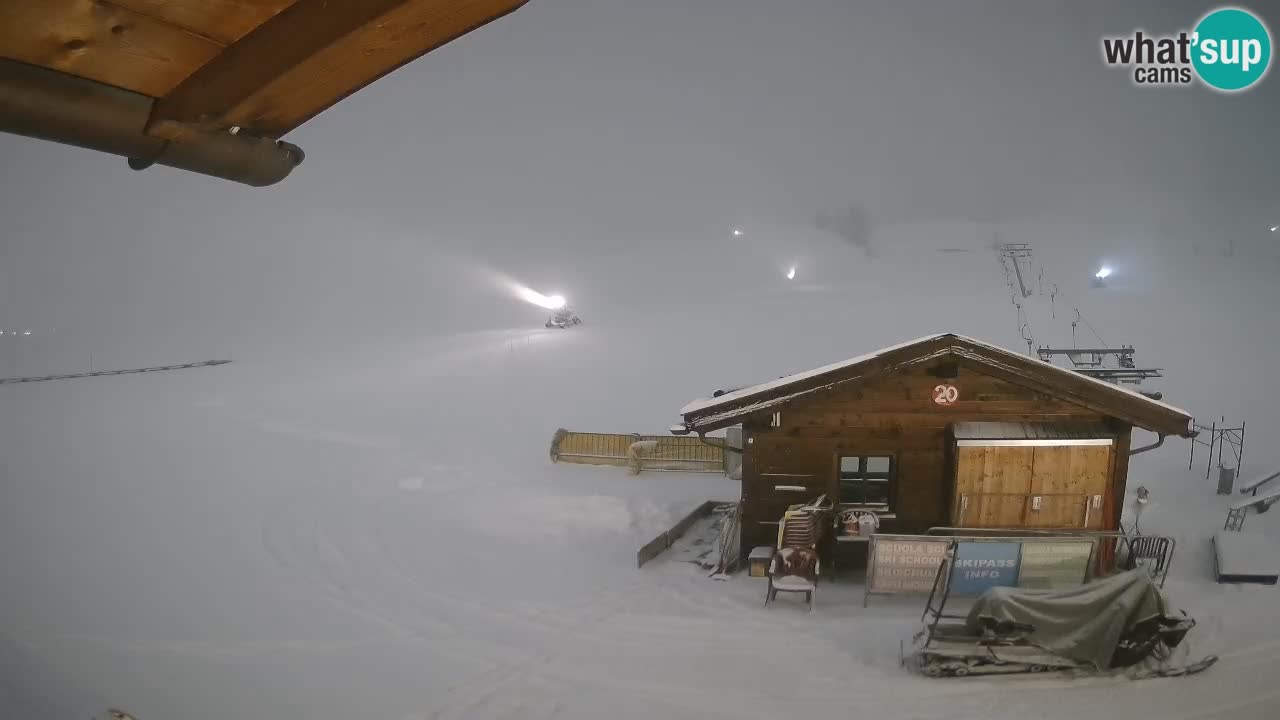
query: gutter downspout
697 431 743 454
0 60 302 187
670 423 744 455
1129 433 1166 456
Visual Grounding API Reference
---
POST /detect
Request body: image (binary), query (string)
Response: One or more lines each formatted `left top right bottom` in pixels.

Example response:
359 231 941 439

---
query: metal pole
1206 420 1216 480
1238 421 1247 477
1188 423 1196 470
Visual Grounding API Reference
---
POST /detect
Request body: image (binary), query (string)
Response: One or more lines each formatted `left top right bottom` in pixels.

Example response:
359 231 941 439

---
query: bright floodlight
1095 266 1113 279
732 228 744 237
1271 225 1278 232
515 285 569 310
786 267 797 280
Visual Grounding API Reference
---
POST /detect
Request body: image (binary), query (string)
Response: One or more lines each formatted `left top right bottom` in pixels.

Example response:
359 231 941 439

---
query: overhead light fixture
1095 266 1113 279
786 267 796 280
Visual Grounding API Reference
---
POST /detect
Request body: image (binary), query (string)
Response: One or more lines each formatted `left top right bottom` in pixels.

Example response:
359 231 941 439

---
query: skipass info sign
866 535 1097 603
949 541 1021 595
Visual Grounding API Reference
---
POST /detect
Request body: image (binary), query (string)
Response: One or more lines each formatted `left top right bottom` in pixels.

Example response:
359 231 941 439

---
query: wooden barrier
550 429 725 473
637 500 726 568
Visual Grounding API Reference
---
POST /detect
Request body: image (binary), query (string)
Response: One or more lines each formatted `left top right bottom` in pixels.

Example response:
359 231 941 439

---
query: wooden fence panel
551 429 725 473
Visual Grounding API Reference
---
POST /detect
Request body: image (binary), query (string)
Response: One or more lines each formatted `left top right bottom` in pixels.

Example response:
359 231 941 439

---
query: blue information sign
950 541 1021 596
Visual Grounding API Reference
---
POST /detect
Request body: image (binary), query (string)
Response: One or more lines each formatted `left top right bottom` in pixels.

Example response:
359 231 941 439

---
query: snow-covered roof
679 333 946 415
677 333 1192 434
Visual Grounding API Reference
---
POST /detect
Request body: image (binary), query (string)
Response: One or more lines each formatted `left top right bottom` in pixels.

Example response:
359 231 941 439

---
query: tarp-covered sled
915 568 1214 678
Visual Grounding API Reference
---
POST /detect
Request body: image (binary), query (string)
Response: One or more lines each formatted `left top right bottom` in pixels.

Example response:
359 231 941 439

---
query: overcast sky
1 0 1276 362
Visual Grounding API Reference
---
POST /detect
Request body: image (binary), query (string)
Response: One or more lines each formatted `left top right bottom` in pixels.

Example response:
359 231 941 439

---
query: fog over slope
2 1 1278 718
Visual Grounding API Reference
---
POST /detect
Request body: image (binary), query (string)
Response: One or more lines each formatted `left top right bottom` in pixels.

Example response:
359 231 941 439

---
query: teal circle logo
1192 7 1272 91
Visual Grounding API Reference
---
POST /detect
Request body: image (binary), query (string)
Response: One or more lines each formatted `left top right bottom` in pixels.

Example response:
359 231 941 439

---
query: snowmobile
545 306 582 329
911 544 1215 679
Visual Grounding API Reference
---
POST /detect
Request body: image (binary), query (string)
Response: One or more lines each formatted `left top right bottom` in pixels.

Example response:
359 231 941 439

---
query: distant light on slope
1095 266 1113 279
22 330 31 335
786 267 796 280
732 228 744 237
1271 225 1278 232
515 285 568 310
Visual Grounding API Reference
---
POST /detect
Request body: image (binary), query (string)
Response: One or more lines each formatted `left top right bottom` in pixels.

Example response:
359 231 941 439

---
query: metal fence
550 429 726 473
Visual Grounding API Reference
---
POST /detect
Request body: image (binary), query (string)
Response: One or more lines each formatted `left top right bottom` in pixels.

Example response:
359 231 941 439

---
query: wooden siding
738 363 1120 553
1 0 527 138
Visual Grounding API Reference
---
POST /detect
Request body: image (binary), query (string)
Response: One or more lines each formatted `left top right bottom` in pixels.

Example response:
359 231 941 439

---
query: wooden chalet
672 334 1195 560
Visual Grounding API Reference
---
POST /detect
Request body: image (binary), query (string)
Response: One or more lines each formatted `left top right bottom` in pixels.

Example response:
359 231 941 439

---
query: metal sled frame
914 543 1086 677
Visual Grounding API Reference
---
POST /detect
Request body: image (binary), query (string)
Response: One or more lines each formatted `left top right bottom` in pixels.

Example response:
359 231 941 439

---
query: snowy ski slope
3 224 1280 720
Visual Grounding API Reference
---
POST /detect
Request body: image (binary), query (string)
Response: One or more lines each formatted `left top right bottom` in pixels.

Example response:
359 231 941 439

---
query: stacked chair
764 496 832 611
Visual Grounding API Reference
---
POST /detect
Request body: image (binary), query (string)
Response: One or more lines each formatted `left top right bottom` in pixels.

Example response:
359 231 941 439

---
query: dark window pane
864 479 891 506
839 479 866 504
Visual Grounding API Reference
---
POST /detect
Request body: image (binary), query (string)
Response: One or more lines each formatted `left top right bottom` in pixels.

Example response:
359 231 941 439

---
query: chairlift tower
1035 345 1163 386
998 243 1034 298
1190 417 1246 482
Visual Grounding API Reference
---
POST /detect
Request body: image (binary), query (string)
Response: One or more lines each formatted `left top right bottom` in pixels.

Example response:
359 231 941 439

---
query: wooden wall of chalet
739 363 1133 552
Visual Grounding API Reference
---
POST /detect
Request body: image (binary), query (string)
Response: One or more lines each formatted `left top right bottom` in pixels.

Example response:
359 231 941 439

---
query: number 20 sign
932 384 959 405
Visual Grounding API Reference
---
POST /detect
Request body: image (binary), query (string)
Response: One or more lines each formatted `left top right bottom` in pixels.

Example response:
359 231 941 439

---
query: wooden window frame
837 454 896 512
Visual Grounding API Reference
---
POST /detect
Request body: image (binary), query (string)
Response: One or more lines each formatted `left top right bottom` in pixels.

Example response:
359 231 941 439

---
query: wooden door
1028 445 1111 529
954 446 1032 527
954 443 1113 530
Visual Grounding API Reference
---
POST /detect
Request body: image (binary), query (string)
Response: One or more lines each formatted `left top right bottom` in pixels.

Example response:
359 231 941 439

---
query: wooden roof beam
146 0 527 141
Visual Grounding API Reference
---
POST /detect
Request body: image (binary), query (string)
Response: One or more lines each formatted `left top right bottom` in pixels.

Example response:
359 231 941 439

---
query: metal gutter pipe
0 60 302 187
1129 433 1166 456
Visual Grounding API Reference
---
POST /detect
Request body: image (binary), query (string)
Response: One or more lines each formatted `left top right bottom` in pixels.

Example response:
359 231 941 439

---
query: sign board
866 535 951 603
1017 540 1095 589
948 541 1021 595
865 534 1100 606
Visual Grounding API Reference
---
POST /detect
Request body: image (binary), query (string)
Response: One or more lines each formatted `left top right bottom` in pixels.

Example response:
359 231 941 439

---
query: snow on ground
3 223 1280 720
